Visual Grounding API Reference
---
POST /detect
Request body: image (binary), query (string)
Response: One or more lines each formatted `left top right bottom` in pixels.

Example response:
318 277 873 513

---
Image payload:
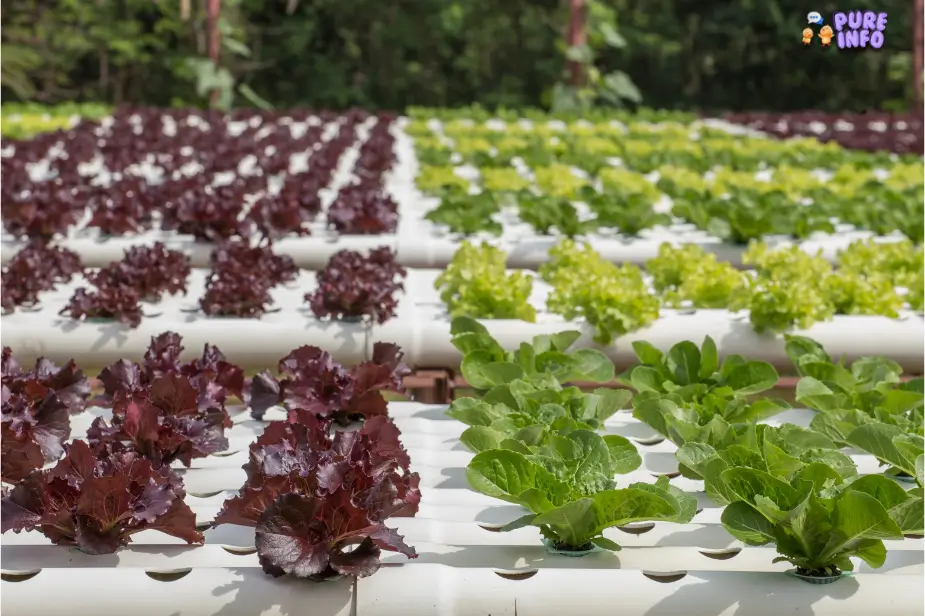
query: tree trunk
566 0 587 86
914 0 923 113
207 0 222 106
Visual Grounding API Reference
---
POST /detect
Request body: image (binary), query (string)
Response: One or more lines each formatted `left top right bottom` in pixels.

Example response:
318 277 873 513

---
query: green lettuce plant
448 316 615 390
435 245 535 321
676 423 856 503
719 467 922 577
466 430 696 552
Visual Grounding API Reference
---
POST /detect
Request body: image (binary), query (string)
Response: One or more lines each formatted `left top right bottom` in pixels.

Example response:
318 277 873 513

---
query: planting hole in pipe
212 450 242 457
651 471 681 479
477 523 504 533
633 435 665 446
189 490 224 498
494 569 538 581
904 534 924 539
699 547 742 560
196 521 214 531
643 570 688 584
145 568 192 582
1 569 41 582
222 545 257 555
617 522 655 535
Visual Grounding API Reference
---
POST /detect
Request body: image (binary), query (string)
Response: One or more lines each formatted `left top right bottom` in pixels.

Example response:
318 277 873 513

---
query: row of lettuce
3 322 921 582
412 120 923 244
3 240 406 327
436 238 924 343
1 334 420 579
1 103 111 139
446 317 923 577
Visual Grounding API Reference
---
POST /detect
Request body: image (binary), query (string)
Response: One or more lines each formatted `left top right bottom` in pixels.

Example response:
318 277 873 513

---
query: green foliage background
1 0 915 111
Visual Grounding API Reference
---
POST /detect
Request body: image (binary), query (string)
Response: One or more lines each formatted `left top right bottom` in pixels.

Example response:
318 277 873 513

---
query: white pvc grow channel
0 269 370 369
2 403 922 616
3 269 923 372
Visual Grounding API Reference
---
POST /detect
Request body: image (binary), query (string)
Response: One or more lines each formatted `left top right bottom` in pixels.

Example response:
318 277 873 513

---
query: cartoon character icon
819 25 834 46
802 28 814 45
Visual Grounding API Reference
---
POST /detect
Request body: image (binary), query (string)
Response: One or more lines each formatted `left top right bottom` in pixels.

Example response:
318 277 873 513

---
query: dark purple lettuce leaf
255 491 415 580
1 440 203 553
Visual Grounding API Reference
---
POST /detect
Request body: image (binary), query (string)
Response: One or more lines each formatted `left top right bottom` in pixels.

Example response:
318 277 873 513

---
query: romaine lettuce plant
449 316 615 390
676 423 856 502
785 335 924 419
214 410 419 580
248 342 409 422
516 192 593 238
466 430 695 552
619 337 780 399
448 381 632 452
1 440 204 554
424 191 503 236
719 467 921 577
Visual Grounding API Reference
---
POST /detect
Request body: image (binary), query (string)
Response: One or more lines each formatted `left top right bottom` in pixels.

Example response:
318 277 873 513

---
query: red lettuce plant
248 193 314 239
87 373 230 468
116 243 192 300
306 247 406 324
0 440 204 554
1 241 83 312
2 182 83 239
2 348 91 414
248 342 409 422
96 331 245 412
214 410 419 580
198 241 296 317
326 186 399 235
61 284 144 327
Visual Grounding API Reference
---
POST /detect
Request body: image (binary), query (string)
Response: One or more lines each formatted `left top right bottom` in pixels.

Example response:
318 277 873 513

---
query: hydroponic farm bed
2 106 924 616
3 109 923 271
1 108 410 268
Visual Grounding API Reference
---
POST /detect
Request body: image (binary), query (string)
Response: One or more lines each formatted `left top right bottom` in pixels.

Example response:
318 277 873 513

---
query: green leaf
721 501 776 545
631 341 664 366
627 366 664 393
466 449 568 511
459 426 507 453
601 434 642 474
795 377 842 412
699 336 719 379
823 490 903 560
452 332 505 357
784 335 831 371
568 349 615 382
666 341 701 386
846 423 919 476
720 467 802 510
590 536 622 551
479 361 527 388
722 361 779 395
445 398 506 426
533 331 582 354
499 513 537 532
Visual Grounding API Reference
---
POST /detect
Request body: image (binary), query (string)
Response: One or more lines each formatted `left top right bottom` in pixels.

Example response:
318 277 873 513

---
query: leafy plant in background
645 243 747 309
540 240 659 344
435 243 536 321
551 0 641 112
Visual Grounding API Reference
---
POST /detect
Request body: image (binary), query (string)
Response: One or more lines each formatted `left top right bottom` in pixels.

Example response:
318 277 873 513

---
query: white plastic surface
2 402 922 615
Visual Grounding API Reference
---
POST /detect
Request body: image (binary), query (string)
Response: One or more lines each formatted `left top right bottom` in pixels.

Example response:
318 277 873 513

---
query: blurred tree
0 0 915 112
